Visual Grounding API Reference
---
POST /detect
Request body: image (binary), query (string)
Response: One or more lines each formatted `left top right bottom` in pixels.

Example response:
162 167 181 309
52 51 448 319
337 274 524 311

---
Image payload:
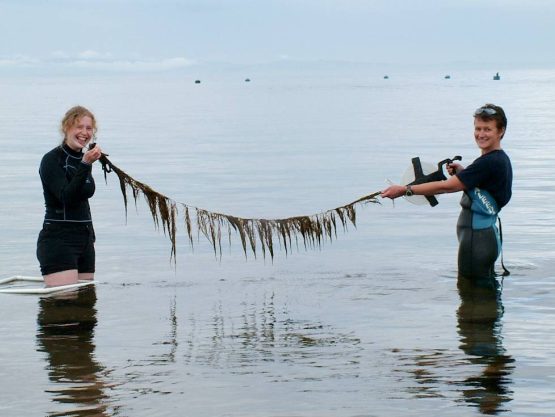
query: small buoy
245 78 251 82
444 75 451 79
383 75 389 79
493 72 500 80
195 80 201 84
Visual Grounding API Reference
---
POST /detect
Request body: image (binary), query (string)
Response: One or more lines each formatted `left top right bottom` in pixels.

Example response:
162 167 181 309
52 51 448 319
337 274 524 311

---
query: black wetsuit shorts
36 222 95 275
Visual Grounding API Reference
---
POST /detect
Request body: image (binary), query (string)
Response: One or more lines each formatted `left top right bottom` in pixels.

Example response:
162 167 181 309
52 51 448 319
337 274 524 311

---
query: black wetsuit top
456 149 512 210
39 144 95 224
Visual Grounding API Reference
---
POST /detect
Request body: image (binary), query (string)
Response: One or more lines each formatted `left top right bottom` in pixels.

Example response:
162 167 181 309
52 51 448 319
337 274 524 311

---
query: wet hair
60 106 97 140
474 103 507 138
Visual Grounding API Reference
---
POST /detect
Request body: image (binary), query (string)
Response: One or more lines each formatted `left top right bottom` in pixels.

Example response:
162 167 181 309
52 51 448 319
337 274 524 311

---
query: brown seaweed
99 154 380 262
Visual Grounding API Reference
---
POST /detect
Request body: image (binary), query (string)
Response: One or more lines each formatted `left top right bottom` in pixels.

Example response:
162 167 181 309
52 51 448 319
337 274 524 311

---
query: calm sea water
1 68 555 416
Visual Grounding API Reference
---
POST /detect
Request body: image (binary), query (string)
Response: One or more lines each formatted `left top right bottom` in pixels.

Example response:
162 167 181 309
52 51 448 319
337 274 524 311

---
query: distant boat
493 72 500 80
383 75 389 79
444 75 451 79
195 80 201 84
245 78 251 82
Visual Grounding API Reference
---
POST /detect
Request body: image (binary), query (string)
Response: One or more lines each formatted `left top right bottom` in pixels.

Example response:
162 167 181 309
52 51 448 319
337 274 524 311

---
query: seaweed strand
99 154 381 262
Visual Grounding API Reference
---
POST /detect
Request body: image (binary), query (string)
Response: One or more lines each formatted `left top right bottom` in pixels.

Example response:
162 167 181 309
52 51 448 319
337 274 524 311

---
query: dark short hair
474 103 507 133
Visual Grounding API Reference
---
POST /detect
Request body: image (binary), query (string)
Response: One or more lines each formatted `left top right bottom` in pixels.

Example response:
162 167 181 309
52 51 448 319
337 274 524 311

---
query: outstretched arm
381 174 466 200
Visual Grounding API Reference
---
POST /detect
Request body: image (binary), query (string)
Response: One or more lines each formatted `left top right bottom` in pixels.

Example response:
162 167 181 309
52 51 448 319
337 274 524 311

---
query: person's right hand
381 184 406 199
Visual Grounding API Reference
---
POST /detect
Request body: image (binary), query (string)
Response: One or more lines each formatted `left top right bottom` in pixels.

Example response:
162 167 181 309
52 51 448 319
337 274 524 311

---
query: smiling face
474 117 505 155
64 116 94 151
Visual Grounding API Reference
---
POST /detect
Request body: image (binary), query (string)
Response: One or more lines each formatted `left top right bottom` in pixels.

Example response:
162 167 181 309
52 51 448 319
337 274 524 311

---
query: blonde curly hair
60 106 97 140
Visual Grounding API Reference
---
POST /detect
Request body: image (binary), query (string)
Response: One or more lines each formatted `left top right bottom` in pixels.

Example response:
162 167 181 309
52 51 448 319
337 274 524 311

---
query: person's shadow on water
36 286 113 417
456 276 515 415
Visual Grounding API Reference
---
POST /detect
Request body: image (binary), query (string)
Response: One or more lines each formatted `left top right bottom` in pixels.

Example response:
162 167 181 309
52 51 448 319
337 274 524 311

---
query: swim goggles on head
474 106 497 116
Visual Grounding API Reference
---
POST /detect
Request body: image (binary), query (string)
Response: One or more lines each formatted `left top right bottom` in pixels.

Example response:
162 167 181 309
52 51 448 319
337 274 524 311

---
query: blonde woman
37 106 103 287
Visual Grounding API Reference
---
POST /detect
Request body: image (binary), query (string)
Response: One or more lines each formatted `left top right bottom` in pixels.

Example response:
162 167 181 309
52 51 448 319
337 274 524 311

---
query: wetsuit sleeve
39 154 95 206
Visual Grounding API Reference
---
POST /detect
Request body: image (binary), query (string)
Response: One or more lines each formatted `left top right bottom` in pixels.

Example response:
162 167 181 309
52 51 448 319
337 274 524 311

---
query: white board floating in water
0 276 95 294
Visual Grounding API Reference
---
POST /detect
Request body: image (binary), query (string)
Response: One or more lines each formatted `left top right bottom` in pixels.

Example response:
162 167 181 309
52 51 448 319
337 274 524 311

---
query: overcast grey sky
1 0 554 73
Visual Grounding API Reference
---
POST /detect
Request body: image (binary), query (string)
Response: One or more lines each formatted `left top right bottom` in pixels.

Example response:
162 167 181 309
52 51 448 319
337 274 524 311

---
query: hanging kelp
98 154 381 262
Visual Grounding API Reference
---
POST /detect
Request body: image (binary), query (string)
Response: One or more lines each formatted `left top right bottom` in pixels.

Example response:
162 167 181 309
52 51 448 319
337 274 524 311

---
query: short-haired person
37 106 103 287
381 104 512 279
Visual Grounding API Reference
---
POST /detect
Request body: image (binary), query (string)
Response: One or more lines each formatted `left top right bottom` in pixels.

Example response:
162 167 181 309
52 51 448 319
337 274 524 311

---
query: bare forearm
411 176 465 196
381 175 465 199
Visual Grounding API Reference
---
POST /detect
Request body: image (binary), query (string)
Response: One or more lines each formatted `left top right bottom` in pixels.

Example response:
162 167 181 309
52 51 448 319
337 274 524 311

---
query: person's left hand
82 145 102 164
447 162 463 176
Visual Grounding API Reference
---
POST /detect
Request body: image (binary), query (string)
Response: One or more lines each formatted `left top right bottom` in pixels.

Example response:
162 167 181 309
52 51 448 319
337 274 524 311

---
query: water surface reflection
180 292 363 381
36 287 114 416
457 276 515 415
391 276 515 415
